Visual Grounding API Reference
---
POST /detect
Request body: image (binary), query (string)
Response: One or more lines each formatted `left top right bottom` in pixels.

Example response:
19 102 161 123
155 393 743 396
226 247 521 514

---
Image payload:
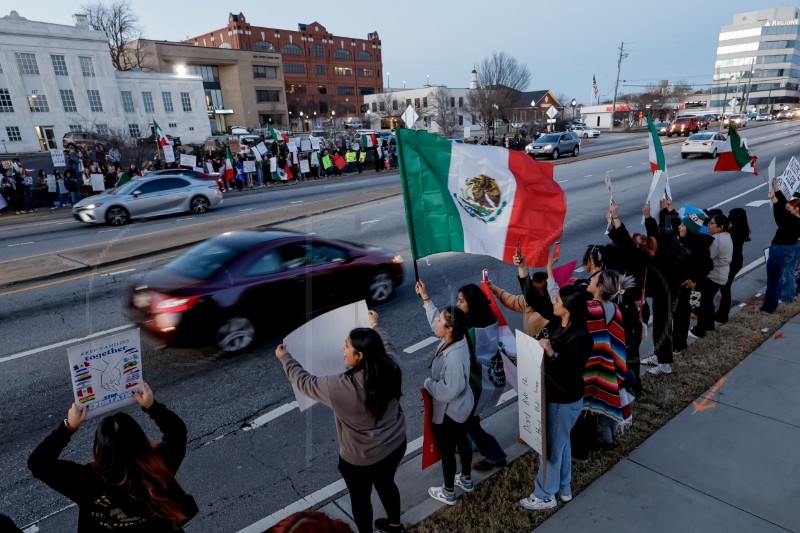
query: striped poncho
583 300 632 426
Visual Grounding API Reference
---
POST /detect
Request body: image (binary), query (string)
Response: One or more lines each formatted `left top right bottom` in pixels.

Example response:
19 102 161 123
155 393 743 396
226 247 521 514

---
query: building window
336 86 355 95
335 67 352 76
95 124 109 135
318 85 327 94
181 92 192 112
15 52 39 75
253 41 276 52
406 98 411 106
142 91 155 113
315 65 325 75
51 54 69 76
168 122 177 128
281 43 303 55
0 89 13 112
423 97 428 107
253 65 277 78
128 124 140 137
185 64 220 83
283 63 305 74
333 49 352 60
392 100 398 111
314 44 324 57
121 90 135 113
371 102 377 112
6 126 21 141
360 87 375 96
28 95 50 112
450 96 455 107
356 50 373 61
79 56 96 77
458 96 464 107
379 102 385 111
256 90 281 102
356 68 374 77
69 124 82 132
414 98 420 109
162 91 174 112
60 89 77 112
87 90 103 112
458 115 464 125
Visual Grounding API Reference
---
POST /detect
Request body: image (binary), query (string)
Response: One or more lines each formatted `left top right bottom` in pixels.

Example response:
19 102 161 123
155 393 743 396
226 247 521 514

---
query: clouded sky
10 0 790 103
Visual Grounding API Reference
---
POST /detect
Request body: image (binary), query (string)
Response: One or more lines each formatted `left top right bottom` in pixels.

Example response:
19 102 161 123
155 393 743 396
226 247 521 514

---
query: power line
609 42 628 133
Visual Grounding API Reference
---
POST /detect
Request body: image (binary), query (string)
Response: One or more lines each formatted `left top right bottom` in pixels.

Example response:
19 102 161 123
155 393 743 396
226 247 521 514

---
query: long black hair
727 207 751 243
431 306 474 364
348 328 402 423
458 283 496 328
558 284 589 330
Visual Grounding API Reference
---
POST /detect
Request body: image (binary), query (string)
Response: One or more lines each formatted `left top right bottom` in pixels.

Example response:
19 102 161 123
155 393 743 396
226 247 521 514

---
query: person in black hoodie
716 207 750 323
28 381 198 532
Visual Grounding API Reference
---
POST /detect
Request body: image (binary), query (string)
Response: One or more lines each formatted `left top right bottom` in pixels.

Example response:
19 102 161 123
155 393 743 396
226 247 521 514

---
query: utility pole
609 42 628 132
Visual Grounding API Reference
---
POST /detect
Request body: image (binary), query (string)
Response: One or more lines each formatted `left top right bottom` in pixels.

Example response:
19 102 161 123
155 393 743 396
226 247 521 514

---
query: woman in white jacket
416 279 474 506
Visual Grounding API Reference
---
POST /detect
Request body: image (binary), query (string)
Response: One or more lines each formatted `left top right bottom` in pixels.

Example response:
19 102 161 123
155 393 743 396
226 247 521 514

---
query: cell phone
482 269 489 282
553 242 561 261
515 238 521 257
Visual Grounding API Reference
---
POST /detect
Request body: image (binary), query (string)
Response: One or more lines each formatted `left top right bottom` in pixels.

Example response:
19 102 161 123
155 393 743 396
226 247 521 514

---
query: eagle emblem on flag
454 174 507 223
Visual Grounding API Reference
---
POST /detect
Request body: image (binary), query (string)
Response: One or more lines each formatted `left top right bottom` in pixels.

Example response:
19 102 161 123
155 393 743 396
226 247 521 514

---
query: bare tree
467 52 531 137
427 88 459 138
81 0 148 71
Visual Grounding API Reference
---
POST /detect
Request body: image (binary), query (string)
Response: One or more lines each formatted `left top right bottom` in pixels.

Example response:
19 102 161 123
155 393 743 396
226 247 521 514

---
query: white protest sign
287 143 298 154
516 330 546 460
193 166 203 173
179 153 196 168
283 301 371 411
50 149 66 168
47 175 56 192
67 329 143 418
300 140 311 151
205 162 215 174
162 144 176 163
90 174 105 192
310 137 321 150
299 159 310 174
269 157 277 173
605 171 614 203
243 160 256 173
777 156 800 198
643 169 669 223
256 142 268 157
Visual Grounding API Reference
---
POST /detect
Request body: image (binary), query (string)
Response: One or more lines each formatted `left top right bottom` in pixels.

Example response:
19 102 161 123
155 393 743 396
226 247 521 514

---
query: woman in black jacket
716 207 751 322
28 381 198 532
762 179 800 313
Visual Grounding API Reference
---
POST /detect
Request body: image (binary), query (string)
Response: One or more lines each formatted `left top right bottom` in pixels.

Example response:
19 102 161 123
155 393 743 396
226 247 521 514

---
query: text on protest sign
778 156 800 198
90 174 105 192
516 330 547 463
179 153 197 168
50 150 66 168
243 160 256 173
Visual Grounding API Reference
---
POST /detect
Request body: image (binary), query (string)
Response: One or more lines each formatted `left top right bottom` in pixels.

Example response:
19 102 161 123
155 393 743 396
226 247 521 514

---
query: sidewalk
284 311 800 533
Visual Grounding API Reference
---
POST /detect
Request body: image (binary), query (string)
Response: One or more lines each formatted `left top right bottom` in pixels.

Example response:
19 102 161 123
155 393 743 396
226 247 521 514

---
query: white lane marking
22 503 75 532
100 268 136 277
176 217 195 221
709 182 766 209
0 325 133 364
239 208 254 212
786 141 795 145
403 336 439 353
583 174 593 177
290 200 304 204
668 172 687 181
361 219 380 225
745 199 772 207
735 256 765 279
641 162 647 165
243 401 298 431
8 241 34 247
557 179 568 184
98 228 120 233
625 165 633 168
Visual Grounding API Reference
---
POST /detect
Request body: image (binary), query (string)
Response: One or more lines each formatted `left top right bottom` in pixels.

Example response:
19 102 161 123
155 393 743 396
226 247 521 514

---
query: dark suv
62 131 110 151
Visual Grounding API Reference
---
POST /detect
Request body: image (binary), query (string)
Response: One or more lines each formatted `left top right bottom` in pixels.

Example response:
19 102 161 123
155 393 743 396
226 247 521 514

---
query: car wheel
105 206 129 226
368 270 394 304
573 145 580 157
681 154 688 159
191 196 210 214
216 317 255 353
667 133 673 138
711 148 718 158
551 149 559 160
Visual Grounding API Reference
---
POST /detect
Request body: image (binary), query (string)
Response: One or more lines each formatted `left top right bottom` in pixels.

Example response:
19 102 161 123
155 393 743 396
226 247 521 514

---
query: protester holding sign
761 178 800 313
275 311 406 533
28 381 198 532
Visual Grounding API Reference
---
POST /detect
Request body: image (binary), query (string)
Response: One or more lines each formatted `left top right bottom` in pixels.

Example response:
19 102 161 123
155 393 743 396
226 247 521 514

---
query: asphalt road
1 121 795 531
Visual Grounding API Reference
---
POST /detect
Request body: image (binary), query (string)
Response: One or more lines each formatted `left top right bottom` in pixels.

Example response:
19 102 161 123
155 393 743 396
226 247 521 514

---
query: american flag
592 75 599 103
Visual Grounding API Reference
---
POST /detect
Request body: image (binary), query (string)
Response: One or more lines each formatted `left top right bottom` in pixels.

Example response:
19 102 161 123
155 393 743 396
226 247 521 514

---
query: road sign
728 98 738 108
546 119 556 124
402 105 419 128
546 106 558 119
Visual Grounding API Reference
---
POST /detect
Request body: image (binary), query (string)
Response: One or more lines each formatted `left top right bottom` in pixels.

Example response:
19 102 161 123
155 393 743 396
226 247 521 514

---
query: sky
8 1 793 104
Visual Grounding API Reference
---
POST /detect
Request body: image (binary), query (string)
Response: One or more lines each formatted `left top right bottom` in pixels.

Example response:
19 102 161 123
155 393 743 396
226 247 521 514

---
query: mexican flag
714 124 757 174
269 125 289 143
361 133 377 148
225 149 235 183
396 129 565 267
153 119 175 163
644 112 671 210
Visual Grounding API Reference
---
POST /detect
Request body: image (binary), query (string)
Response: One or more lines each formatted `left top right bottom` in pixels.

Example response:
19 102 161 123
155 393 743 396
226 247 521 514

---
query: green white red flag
714 124 757 174
361 133 377 148
225 149 234 182
396 129 565 267
646 112 666 175
269 125 289 143
153 119 175 163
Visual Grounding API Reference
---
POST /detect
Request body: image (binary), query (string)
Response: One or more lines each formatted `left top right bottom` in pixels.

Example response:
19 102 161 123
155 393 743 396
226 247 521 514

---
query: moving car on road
681 132 726 159
525 132 580 159
127 230 404 352
569 125 601 138
62 131 111 151
723 114 748 128
654 121 671 136
667 116 700 137
72 174 223 225
756 113 773 121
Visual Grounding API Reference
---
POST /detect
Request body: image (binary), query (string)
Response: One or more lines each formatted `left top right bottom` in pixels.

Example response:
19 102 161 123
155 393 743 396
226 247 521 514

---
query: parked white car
569 125 601 138
681 132 726 159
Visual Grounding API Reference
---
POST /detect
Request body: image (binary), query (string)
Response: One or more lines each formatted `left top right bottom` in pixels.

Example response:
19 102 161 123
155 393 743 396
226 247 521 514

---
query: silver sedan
72 175 223 225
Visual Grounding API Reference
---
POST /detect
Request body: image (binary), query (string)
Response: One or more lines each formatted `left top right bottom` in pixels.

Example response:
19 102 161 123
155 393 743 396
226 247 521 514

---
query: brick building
184 13 383 130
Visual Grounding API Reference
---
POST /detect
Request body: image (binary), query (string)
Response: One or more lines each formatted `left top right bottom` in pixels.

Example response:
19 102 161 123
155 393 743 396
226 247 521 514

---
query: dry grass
412 297 800 532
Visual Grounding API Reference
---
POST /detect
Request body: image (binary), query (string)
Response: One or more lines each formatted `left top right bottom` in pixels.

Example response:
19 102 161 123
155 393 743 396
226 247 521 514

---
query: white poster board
269 157 277 173
50 149 66 168
464 126 470 138
162 144 176 163
516 330 546 460
299 159 310 174
90 173 105 192
243 160 256 173
67 329 143 418
256 142 268 157
310 137 321 150
205 162 215 174
777 156 800 199
47 175 57 192
300 140 312 151
283 301 371 411
179 153 196 168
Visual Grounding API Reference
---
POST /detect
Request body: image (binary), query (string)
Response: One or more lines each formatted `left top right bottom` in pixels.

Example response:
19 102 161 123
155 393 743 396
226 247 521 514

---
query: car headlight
544 144 553 150
83 203 103 209
390 255 403 264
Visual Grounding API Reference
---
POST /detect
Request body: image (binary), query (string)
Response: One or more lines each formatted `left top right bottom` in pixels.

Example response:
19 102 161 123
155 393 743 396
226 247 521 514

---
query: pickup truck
666 116 700 137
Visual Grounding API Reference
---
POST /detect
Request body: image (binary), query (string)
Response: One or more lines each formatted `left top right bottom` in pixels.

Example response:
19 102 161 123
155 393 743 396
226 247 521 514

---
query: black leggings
431 415 472 490
338 440 406 533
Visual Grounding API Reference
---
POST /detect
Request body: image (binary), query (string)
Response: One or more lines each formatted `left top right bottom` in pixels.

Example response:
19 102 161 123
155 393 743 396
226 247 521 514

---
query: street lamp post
571 98 577 119
299 111 304 132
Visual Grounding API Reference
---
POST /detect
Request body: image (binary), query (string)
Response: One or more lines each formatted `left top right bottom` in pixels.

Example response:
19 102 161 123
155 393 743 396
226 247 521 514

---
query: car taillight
702 142 712 146
684 142 689 145
152 295 199 313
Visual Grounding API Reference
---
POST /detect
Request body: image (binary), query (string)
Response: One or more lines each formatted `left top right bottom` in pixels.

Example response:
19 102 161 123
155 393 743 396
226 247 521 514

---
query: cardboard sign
322 155 332 169
47 175 56 192
90 173 105 192
162 144 175 163
66 329 143 418
50 149 66 168
179 153 196 168
516 330 546 461
256 142 269 157
229 139 240 153
332 154 346 170
777 156 800 199
300 140 311 151
299 159 310 173
421 388 441 469
204 140 216 152
243 160 256 173
310 137 321 150
205 162 215 174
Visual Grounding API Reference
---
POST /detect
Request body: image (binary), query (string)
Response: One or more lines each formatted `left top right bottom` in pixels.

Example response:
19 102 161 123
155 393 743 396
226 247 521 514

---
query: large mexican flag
396 129 566 267
714 124 757 174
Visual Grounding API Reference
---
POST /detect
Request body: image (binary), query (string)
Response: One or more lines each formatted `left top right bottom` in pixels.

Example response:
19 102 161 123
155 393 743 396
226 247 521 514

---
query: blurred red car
126 230 404 352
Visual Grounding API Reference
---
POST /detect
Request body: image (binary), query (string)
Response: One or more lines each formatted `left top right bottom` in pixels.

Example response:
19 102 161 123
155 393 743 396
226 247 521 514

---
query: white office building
712 6 800 115
0 11 210 154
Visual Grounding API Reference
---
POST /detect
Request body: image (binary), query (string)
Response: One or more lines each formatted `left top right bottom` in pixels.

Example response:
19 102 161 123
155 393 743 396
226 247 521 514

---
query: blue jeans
256 167 263 186
780 241 800 303
534 399 583 499
762 244 795 313
466 415 506 464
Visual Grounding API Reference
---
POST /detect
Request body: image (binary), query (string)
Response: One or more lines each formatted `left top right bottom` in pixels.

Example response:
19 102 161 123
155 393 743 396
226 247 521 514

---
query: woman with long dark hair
456 283 507 471
28 381 198 531
716 207 751 323
415 279 474 507
275 310 406 533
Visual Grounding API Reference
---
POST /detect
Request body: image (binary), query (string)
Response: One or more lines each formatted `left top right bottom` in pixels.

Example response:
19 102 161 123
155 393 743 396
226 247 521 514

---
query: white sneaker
557 493 573 502
519 493 557 511
454 473 474 493
428 485 456 506
640 355 659 365
648 364 673 375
